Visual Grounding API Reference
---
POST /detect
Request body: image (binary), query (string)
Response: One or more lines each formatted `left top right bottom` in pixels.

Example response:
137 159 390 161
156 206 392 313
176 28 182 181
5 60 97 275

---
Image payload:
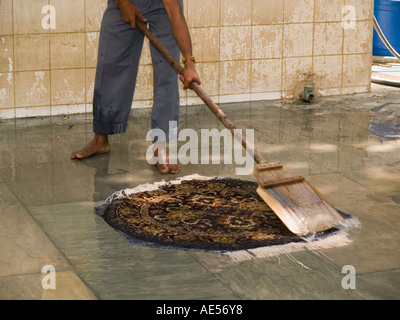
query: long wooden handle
136 20 265 164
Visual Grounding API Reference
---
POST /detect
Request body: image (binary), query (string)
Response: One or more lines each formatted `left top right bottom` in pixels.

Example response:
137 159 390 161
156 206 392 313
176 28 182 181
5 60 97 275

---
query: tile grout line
341 0 346 94
0 182 97 298
11 0 15 118
281 0 285 98
186 251 245 299
311 0 316 75
48 0 52 116
84 0 88 114
336 172 400 207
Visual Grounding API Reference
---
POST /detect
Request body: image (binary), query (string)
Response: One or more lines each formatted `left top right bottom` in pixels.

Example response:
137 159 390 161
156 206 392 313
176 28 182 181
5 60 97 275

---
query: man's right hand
116 0 146 29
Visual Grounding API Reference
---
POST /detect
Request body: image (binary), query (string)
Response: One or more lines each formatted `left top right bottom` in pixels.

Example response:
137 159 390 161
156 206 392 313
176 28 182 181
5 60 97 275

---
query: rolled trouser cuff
93 120 128 135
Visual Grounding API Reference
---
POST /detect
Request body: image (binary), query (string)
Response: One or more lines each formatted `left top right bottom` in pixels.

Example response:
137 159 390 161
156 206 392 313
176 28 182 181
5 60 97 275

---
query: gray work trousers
93 0 181 142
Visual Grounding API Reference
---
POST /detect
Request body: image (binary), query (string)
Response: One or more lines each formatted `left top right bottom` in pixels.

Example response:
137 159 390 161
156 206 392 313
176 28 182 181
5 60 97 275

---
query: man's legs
147 4 182 173
72 0 144 159
72 0 183 174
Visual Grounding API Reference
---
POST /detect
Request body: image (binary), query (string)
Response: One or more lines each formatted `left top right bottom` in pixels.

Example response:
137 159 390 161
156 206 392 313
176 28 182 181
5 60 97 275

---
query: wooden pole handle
136 20 265 164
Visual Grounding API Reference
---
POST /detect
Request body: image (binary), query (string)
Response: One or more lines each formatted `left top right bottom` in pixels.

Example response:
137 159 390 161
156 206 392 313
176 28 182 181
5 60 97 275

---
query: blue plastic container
373 0 400 57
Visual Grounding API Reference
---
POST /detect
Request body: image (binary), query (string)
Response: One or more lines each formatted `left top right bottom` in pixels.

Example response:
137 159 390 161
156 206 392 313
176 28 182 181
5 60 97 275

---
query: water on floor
0 88 399 300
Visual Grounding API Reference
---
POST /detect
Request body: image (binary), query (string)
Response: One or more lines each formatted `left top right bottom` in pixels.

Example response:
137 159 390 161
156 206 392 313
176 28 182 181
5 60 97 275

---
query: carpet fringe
224 231 352 262
105 174 214 203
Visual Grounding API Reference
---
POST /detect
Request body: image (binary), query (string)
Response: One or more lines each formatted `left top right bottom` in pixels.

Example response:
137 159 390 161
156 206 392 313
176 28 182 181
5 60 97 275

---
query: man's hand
179 60 201 90
116 0 146 29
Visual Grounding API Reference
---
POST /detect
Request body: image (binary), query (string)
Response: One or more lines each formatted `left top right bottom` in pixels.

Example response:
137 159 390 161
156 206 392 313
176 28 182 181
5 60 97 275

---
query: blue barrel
373 0 400 57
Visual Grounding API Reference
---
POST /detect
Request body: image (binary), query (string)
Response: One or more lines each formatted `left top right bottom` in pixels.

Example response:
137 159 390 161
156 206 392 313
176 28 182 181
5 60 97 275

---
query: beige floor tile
0 183 70 277
0 271 96 300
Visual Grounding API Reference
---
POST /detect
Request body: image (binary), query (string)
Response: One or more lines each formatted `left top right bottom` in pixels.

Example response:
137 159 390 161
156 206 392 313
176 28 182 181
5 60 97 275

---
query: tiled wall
0 0 374 119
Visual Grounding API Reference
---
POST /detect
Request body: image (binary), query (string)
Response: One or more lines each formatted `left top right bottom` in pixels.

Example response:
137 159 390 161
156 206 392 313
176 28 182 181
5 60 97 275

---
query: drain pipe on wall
301 73 315 103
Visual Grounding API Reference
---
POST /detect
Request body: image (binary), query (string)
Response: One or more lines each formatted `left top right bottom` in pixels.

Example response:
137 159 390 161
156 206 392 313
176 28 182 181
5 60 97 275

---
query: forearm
171 20 193 60
161 0 201 88
162 0 193 60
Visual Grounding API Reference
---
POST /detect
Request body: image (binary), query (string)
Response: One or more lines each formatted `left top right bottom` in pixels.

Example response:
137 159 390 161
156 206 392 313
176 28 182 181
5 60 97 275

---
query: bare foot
155 161 181 174
71 134 110 159
154 144 181 174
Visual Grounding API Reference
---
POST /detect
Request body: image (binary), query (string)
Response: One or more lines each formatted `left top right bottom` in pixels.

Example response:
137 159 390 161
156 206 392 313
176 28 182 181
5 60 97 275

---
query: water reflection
0 99 399 208
370 103 400 140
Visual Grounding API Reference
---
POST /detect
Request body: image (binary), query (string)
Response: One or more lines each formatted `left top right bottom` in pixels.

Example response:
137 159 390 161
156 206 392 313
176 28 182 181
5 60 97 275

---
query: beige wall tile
219 93 251 103
139 39 152 66
187 0 219 28
284 0 314 23
85 0 108 32
313 55 343 88
131 100 153 109
187 62 219 97
314 23 343 56
253 0 283 25
86 102 93 114
190 28 219 62
220 60 250 95
0 0 13 35
220 26 251 61
251 59 282 93
252 25 283 59
0 36 13 73
282 56 313 93
341 85 370 95
15 106 51 118
51 103 86 115
2 0 376 118
344 20 373 54
317 88 342 96
85 67 96 104
0 108 14 117
14 34 50 72
342 54 372 87
49 0 85 33
0 72 14 108
86 32 99 68
283 23 313 57
51 69 85 105
50 33 85 69
221 0 251 26
15 71 50 107
179 83 187 107
134 65 154 101
345 0 374 21
315 0 345 22
13 0 48 34
251 91 281 101
182 0 188 19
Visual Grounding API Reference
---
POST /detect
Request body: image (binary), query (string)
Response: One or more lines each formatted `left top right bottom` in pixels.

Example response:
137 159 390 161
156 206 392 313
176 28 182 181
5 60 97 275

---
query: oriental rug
95 175 355 261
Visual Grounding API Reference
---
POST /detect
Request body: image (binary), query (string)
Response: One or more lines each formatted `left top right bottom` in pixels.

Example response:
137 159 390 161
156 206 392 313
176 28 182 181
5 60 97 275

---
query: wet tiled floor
1 84 399 300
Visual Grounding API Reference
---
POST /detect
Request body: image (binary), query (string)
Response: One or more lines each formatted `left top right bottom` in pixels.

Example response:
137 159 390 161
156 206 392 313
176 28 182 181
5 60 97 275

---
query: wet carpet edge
94 177 351 253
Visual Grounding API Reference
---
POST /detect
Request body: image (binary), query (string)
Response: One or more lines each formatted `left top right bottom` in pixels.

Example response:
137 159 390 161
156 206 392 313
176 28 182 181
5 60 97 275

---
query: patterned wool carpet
96 177 346 252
